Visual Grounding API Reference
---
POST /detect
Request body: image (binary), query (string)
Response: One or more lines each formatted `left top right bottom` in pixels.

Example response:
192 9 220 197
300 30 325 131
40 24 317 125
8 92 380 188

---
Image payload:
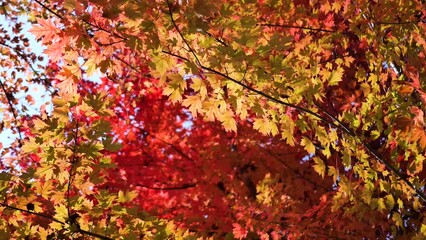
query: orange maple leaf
29 18 60 43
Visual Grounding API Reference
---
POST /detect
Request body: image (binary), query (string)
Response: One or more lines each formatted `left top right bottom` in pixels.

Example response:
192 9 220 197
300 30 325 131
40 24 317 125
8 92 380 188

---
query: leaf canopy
1 0 426 239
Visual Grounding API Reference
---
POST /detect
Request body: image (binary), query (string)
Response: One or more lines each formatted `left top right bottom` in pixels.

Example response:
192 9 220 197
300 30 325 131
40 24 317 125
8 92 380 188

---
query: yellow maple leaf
253 118 279 136
54 204 68 222
301 137 315 154
203 100 220 121
190 77 207 98
313 157 326 177
328 67 344 86
281 129 295 146
182 95 203 117
219 110 237 132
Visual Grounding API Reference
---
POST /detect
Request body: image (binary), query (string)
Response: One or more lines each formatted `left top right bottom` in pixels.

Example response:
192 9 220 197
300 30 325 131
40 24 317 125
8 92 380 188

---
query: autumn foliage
1 0 426 239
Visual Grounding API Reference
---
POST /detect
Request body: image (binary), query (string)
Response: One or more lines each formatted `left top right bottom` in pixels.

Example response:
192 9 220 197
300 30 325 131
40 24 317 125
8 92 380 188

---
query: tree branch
33 0 63 19
149 134 196 162
161 49 426 203
264 148 330 191
166 0 201 66
373 21 417 25
0 41 54 91
0 202 64 224
33 0 426 204
136 182 197 190
34 0 127 41
258 23 336 33
67 120 79 217
203 30 229 47
0 202 114 240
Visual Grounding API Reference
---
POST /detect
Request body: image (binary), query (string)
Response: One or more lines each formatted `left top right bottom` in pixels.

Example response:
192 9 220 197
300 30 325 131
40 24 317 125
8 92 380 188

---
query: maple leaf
54 204 68 223
411 107 424 126
182 95 203 117
190 77 208 98
44 40 64 62
219 110 237 132
57 77 78 96
56 66 80 96
405 64 420 89
418 90 426 105
281 129 295 146
329 67 344 86
35 164 55 181
29 18 59 42
5 0 426 238
25 95 35 105
232 223 248 239
253 117 279 136
313 157 326 178
301 137 315 154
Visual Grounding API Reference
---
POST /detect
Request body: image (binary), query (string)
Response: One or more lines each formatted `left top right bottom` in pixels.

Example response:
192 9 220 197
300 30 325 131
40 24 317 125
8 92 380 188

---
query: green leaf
118 190 139 203
102 137 122 152
342 152 351 168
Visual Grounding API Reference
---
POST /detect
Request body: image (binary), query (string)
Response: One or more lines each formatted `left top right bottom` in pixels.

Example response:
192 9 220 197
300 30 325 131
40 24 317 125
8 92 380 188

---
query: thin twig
161 50 426 202
203 30 229 47
149 134 195 162
82 19 127 41
0 202 64 224
0 41 55 93
33 0 63 19
265 148 330 191
0 78 23 147
160 50 340 129
136 182 197 190
258 23 336 33
0 202 113 239
67 120 79 217
373 21 417 25
166 0 201 66
112 53 150 77
33 0 127 41
78 229 114 240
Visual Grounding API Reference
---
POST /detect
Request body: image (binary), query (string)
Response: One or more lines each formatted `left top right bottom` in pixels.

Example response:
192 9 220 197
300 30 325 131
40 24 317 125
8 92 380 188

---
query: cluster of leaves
1 0 426 239
2 93 188 239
